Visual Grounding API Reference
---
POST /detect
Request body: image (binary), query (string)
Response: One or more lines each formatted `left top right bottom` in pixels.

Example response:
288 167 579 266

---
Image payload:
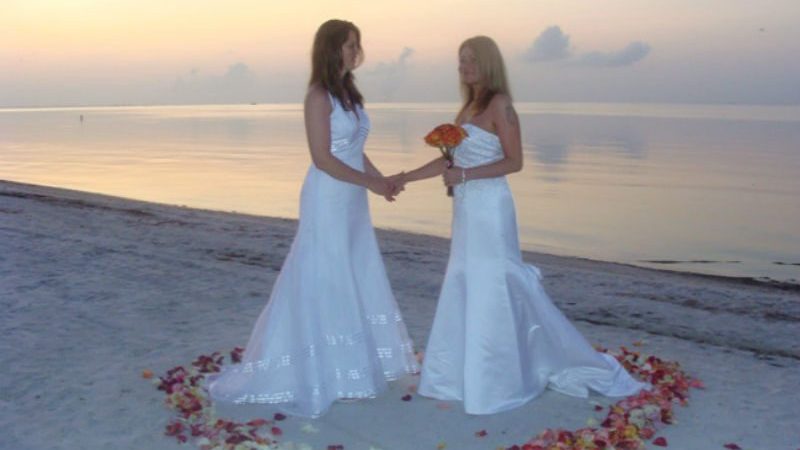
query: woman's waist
307 156 364 176
454 152 503 168
330 146 364 163
324 142 363 163
453 175 509 196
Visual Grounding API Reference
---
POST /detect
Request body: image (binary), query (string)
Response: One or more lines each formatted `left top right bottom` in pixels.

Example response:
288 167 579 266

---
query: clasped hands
368 164 467 201
368 173 407 202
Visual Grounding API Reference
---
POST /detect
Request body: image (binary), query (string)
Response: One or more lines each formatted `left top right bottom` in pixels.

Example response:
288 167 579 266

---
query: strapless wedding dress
208 94 419 418
418 123 647 414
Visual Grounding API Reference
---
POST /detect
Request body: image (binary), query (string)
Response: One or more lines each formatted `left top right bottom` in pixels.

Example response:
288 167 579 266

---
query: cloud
222 62 253 83
369 47 414 74
171 62 257 104
524 26 650 68
524 26 571 62
575 42 651 67
398 47 414 64
362 47 415 101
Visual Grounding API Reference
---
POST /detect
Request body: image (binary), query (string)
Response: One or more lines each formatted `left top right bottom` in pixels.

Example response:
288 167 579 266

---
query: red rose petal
475 429 488 438
653 436 668 446
689 379 705 389
723 445 742 450
270 426 282 436
401 394 412 401
246 418 269 427
273 413 287 421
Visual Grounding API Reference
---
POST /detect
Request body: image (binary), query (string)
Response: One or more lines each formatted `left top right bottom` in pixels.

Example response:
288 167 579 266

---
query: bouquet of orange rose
424 123 468 196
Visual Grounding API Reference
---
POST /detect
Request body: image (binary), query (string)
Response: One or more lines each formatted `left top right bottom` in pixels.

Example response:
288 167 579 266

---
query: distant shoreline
2 101 800 123
2 178 798 294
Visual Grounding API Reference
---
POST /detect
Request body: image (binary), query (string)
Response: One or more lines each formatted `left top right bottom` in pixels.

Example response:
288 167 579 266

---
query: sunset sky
3 0 799 107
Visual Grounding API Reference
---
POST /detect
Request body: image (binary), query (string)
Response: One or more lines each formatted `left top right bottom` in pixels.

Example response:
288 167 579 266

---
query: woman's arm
443 94 523 186
305 86 395 197
364 154 405 199
391 156 450 185
363 154 382 178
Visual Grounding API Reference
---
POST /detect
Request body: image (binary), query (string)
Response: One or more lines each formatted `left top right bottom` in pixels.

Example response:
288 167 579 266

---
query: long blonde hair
309 19 364 111
458 36 511 117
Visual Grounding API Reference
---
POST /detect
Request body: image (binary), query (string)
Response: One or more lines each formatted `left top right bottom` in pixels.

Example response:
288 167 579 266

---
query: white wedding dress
208 94 419 418
417 123 647 415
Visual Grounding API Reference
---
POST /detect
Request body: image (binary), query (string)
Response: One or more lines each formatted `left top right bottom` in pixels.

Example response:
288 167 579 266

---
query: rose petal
246 418 269 427
689 379 705 389
653 436 668 446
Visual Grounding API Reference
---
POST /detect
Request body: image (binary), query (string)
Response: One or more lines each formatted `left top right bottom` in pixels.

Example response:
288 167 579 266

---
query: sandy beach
1 179 798 450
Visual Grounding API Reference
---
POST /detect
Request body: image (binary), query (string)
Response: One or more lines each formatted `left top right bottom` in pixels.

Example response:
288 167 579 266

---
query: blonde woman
209 20 418 418
398 36 646 414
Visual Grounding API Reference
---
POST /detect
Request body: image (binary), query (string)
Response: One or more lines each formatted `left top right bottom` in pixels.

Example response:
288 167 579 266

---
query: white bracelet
461 168 466 184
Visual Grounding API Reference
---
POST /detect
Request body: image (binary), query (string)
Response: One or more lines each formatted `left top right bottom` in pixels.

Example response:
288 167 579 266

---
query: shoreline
2 178 799 360
3 178 797 293
2 178 799 449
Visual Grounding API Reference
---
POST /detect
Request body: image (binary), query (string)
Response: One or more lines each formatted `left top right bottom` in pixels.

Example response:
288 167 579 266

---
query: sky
3 0 800 107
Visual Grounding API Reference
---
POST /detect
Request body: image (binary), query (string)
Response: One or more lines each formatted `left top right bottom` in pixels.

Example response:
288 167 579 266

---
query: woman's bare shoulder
488 93 513 111
305 84 331 110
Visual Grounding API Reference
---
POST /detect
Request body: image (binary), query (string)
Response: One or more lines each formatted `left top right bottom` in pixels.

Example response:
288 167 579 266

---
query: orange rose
423 123 468 197
423 123 468 159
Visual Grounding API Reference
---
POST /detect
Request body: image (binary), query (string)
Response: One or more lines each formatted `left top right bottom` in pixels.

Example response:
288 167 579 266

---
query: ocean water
2 102 799 284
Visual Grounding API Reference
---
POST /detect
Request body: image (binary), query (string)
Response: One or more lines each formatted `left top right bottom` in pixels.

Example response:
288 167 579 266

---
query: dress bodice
329 94 370 158
453 123 504 169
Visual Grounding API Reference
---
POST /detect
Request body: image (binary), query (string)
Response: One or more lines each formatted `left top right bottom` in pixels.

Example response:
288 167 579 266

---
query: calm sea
2 103 799 284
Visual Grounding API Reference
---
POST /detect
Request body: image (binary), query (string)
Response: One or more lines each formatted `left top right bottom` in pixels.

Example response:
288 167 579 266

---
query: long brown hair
458 36 511 118
309 19 364 111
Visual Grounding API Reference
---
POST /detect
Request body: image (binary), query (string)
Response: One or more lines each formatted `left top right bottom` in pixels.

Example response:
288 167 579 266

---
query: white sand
1 179 798 450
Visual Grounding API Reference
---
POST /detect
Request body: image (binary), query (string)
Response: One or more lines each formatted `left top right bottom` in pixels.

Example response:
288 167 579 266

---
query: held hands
386 172 407 197
367 173 406 201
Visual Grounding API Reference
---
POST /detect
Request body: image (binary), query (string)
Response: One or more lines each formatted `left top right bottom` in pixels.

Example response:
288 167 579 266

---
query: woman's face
341 30 360 74
459 46 481 86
